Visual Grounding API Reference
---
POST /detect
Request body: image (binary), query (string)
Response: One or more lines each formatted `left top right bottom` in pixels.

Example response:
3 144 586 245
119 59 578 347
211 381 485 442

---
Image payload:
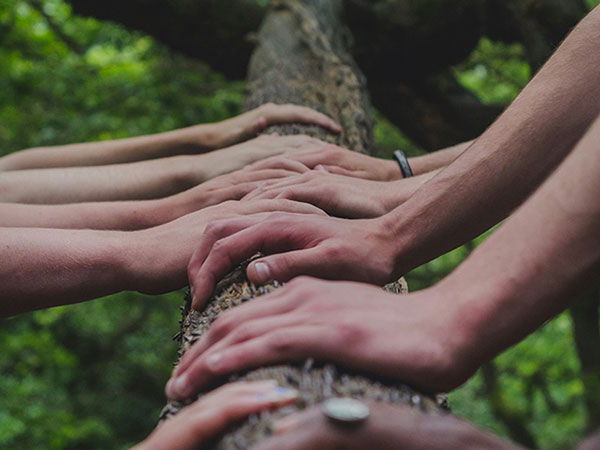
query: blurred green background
1 0 598 448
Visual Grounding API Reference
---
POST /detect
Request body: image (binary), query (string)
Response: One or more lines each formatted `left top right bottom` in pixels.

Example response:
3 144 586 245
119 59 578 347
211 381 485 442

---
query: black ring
393 150 414 178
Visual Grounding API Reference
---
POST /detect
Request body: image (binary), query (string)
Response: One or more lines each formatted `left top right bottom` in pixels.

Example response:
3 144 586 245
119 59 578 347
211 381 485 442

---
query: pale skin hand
245 139 469 181
0 134 324 204
0 199 324 317
175 114 600 400
243 169 439 218
0 167 306 230
254 402 520 450
134 380 298 450
186 7 600 300
0 103 340 171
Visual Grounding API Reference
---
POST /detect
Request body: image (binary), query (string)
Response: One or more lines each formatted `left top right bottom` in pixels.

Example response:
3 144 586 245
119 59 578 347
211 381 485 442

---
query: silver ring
322 398 370 424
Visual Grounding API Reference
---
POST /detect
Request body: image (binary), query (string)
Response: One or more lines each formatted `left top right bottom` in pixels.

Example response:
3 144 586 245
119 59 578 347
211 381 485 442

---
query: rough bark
159 1 446 448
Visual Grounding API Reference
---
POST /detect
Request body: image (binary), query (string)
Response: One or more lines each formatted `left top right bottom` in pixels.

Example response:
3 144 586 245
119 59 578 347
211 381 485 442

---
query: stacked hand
243 170 401 218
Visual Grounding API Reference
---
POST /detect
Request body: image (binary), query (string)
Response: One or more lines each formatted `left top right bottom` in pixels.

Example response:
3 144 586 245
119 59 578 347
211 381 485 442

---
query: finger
169 326 330 399
247 157 310 174
190 221 313 310
247 246 336 285
172 288 298 378
265 104 342 134
143 381 297 450
315 165 364 178
237 199 326 217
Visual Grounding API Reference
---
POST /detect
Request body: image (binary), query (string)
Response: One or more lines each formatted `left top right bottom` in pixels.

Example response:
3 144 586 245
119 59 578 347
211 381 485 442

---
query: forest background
1 0 599 448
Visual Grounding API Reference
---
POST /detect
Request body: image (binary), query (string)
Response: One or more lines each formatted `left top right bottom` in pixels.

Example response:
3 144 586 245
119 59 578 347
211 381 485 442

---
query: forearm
0 124 219 171
0 199 176 230
436 115 600 369
0 155 206 203
0 227 134 316
383 7 600 274
409 140 472 175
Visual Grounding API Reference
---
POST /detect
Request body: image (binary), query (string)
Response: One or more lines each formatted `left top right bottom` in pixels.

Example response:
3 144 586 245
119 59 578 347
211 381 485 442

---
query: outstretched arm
175 114 600 400
0 134 323 204
0 199 323 317
185 6 600 302
0 103 340 171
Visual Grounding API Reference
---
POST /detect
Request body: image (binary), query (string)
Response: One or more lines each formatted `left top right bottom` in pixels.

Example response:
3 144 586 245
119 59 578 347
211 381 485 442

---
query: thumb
247 248 323 284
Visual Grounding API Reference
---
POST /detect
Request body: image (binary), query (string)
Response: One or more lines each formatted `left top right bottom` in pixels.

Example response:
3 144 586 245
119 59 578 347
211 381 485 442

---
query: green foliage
454 38 530 106
0 1 591 449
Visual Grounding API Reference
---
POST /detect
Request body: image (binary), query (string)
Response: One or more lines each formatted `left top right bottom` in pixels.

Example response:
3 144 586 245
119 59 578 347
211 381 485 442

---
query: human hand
243 170 398 218
246 144 400 181
253 401 519 450
133 380 298 450
211 103 341 149
204 134 327 179
168 165 307 217
128 199 326 296
187 211 400 309
166 278 474 400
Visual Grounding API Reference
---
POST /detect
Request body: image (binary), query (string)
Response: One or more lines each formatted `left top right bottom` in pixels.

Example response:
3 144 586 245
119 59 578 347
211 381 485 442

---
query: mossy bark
160 1 446 448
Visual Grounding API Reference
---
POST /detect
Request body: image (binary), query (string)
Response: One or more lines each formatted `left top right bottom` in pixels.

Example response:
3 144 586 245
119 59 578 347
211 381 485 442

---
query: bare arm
0 134 324 204
0 167 302 229
0 199 323 317
409 139 472 175
0 104 340 171
385 7 600 275
176 114 600 401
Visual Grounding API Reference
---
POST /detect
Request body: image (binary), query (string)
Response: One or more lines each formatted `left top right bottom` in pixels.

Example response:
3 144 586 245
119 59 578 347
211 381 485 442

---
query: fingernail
272 414 300 434
253 262 271 283
167 373 189 398
207 353 222 371
258 386 298 404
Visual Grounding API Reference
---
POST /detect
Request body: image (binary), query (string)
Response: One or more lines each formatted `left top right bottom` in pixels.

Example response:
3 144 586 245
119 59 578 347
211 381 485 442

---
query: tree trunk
160 1 446 448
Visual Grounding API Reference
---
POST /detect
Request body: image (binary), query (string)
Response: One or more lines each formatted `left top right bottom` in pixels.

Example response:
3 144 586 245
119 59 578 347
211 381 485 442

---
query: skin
170 114 600 399
0 103 341 170
0 134 327 204
255 402 520 450
243 169 439 218
0 199 324 318
246 138 468 182
186 7 600 307
0 166 307 230
134 380 298 450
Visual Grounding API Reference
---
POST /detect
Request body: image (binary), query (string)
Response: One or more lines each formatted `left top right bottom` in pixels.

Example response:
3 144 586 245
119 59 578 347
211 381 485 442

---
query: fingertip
314 164 329 173
255 116 267 130
248 260 272 285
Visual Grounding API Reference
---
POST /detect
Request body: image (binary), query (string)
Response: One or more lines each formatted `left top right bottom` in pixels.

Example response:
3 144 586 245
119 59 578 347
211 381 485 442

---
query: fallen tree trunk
160 1 446 447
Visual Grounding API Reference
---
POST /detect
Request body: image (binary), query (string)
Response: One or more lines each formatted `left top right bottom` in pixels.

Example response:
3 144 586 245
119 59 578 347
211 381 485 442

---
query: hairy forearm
383 7 600 274
438 115 600 369
0 124 219 171
409 140 472 175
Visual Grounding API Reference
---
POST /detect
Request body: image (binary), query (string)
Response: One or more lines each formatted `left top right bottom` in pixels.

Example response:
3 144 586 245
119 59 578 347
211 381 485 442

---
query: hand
246 144 400 181
168 165 307 218
211 103 341 148
166 278 474 400
127 199 326 296
133 380 298 450
204 134 327 179
253 401 519 450
187 211 400 309
243 170 397 218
